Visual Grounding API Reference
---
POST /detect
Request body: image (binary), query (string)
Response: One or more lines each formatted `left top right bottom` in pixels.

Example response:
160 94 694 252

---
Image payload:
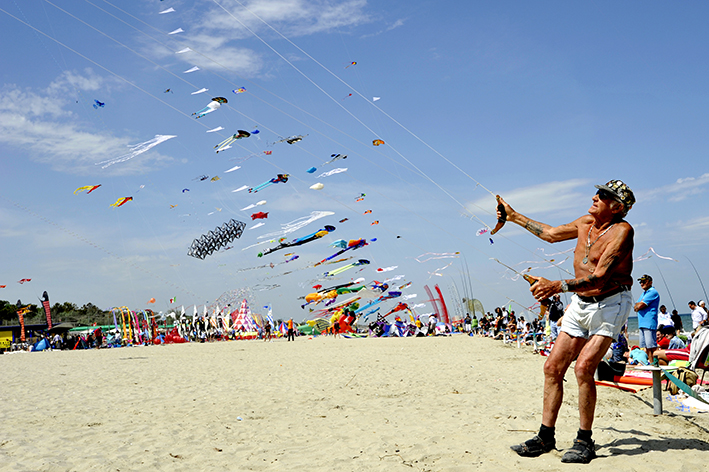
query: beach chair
695 346 709 385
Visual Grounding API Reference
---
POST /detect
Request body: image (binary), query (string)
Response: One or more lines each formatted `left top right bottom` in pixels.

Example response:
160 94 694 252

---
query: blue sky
1 0 708 321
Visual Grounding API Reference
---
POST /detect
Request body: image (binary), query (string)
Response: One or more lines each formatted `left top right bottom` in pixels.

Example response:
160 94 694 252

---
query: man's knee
543 358 567 381
574 357 599 381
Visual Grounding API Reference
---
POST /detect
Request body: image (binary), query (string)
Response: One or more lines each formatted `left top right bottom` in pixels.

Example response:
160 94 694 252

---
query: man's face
590 190 622 217
689 303 696 310
639 279 651 290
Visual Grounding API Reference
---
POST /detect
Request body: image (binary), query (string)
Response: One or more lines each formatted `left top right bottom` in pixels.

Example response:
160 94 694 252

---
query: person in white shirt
688 301 708 330
657 305 673 328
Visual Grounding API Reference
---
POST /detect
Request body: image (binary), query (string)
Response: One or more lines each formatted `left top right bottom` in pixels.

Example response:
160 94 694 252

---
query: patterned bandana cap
595 180 636 211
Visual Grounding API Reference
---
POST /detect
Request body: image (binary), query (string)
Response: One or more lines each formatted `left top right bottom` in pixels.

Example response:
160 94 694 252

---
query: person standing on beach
670 309 683 333
548 294 564 340
688 301 707 331
634 274 660 365
287 318 295 341
497 180 635 464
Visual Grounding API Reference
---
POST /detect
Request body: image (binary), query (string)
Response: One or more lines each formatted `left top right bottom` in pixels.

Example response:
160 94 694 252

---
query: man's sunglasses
596 189 617 201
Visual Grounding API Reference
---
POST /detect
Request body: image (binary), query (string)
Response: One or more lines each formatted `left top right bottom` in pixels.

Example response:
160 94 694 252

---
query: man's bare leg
541 331 588 427
573 334 614 430
511 331 587 457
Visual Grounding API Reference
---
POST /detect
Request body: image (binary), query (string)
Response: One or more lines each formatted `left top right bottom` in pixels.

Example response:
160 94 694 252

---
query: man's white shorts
561 290 632 340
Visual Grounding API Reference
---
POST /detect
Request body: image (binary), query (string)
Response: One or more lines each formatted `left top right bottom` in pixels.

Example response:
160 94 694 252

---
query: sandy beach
1 334 708 471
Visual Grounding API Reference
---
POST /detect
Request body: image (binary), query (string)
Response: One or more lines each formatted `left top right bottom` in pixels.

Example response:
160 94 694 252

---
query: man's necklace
583 224 615 264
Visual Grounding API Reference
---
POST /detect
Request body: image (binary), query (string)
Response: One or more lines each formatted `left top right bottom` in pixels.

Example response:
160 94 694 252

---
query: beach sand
1 335 708 471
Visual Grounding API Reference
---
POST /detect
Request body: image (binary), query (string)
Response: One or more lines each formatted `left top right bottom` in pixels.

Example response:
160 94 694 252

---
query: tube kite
96 135 177 169
74 185 101 195
110 197 133 208
249 174 289 193
258 225 336 257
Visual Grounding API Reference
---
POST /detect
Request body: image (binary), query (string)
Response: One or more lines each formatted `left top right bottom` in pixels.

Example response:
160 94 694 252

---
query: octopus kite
193 97 227 119
214 130 257 153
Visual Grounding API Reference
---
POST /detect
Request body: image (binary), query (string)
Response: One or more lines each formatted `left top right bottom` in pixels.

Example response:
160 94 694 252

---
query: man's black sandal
560 438 596 463
510 435 556 457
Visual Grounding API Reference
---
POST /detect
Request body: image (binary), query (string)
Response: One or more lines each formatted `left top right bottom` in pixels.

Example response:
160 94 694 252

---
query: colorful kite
346 61 357 68
211 176 220 182
110 197 133 208
314 238 374 266
233 87 246 94
251 212 269 220
371 220 379 225
307 167 317 173
339 218 349 223
323 259 370 277
74 185 101 195
214 130 255 153
258 225 336 257
193 97 227 119
363 209 372 214
249 174 289 193
93 99 105 109
271 135 307 146
372 139 385 146
355 193 366 202
324 153 347 165
18 278 31 284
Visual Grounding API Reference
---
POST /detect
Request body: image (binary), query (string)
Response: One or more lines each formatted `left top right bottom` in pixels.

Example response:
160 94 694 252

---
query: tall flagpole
686 256 709 303
653 261 676 312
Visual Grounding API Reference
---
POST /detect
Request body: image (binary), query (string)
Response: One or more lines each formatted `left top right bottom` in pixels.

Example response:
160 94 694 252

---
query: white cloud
361 17 407 38
149 1 370 75
638 173 709 203
467 179 591 218
0 73 175 176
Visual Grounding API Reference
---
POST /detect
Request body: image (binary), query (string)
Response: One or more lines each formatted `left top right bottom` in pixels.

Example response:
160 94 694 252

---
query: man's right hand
496 195 516 223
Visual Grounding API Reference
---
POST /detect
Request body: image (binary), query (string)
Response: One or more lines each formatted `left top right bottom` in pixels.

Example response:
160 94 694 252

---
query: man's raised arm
496 196 582 243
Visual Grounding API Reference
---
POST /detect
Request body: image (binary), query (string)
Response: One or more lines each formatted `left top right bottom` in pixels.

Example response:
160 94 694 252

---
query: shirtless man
503 180 636 463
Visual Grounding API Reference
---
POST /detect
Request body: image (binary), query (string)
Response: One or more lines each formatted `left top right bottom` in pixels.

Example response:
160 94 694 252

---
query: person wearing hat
497 180 635 464
634 274 660 365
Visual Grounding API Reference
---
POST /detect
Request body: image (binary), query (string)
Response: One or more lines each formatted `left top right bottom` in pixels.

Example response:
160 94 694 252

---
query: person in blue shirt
634 274 660 364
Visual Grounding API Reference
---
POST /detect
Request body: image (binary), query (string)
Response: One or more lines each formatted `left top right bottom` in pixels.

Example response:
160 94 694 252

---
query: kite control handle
523 274 551 318
490 195 507 235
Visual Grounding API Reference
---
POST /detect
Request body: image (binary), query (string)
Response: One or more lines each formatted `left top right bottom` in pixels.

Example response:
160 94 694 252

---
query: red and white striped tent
230 299 258 333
